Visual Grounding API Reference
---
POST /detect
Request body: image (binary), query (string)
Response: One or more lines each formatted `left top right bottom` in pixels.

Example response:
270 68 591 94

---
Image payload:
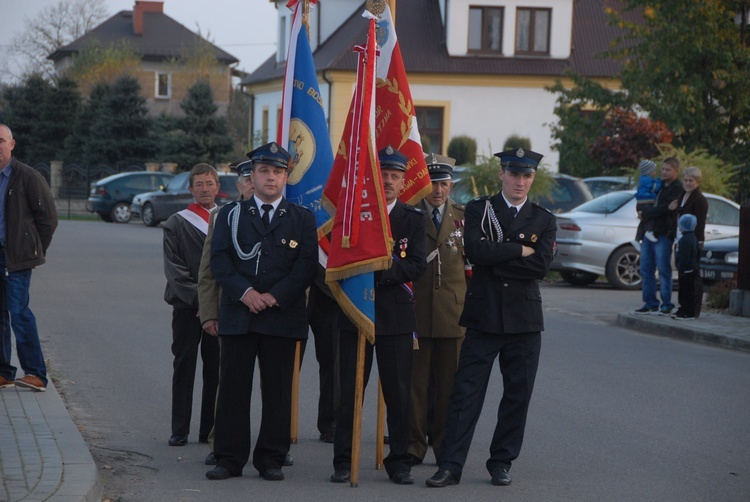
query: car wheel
142 203 159 227
606 245 641 290
110 202 132 223
559 270 599 286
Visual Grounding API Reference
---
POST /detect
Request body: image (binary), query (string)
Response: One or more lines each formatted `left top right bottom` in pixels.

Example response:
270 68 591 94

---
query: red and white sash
177 203 212 235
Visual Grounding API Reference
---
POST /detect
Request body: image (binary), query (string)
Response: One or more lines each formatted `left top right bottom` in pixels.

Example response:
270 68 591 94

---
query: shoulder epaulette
532 202 555 216
405 205 425 215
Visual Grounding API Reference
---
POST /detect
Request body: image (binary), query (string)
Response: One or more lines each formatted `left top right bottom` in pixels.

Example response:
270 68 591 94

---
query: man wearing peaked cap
332 145 427 485
208 141 317 481
408 152 469 467
427 146 557 488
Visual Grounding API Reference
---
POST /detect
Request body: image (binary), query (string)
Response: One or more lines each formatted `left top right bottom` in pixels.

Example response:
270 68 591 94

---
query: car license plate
700 269 717 280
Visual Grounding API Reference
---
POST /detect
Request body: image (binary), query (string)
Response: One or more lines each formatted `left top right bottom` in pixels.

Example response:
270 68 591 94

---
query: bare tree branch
7 0 108 82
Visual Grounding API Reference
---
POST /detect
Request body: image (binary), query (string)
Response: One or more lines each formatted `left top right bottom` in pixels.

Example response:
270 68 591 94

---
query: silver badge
270 143 278 153
516 148 525 158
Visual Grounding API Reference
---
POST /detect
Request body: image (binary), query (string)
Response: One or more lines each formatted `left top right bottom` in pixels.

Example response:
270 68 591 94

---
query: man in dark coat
331 146 427 485
206 142 317 481
0 124 58 392
163 163 221 447
427 147 557 488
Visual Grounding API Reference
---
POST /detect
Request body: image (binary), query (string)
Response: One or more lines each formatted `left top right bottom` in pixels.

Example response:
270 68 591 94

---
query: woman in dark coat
671 166 708 317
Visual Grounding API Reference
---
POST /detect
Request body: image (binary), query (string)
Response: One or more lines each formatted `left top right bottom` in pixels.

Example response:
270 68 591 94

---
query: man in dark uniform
409 153 469 465
206 142 317 481
331 146 427 485
426 148 557 488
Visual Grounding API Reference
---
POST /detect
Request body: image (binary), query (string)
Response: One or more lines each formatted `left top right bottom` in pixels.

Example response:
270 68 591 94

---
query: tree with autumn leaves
549 0 750 201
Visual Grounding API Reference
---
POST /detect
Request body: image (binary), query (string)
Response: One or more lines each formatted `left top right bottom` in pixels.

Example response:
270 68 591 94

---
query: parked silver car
551 190 740 290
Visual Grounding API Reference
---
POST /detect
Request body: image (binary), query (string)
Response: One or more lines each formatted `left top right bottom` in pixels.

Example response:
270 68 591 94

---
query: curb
616 313 750 353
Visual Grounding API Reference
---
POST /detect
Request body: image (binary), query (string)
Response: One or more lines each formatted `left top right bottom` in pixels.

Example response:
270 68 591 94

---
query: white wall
412 82 560 171
447 0 573 59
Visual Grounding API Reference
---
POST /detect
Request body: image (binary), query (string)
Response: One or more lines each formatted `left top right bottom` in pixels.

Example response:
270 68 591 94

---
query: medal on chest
399 238 408 258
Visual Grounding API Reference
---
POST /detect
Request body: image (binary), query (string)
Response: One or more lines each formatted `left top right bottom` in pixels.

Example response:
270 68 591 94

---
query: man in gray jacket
163 163 220 447
0 124 58 392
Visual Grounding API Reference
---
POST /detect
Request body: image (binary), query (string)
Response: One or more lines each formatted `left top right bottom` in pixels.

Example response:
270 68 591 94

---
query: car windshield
569 191 633 214
166 172 190 191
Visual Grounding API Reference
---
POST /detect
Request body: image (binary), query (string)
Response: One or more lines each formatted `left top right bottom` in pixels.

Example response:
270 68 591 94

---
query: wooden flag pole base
350 331 367 487
375 380 385 469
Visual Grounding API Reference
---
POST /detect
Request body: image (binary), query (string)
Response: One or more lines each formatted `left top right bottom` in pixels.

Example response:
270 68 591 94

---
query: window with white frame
516 8 551 55
155 72 171 98
468 6 503 53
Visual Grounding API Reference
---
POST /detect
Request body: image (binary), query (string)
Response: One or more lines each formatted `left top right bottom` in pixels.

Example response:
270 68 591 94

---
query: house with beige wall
49 1 238 116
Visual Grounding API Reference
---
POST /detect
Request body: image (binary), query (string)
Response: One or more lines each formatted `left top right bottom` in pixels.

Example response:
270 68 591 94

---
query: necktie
510 206 518 219
261 204 273 228
432 207 441 229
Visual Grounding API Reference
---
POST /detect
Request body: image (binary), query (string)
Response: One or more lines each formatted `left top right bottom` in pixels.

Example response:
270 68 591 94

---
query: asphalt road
32 220 750 501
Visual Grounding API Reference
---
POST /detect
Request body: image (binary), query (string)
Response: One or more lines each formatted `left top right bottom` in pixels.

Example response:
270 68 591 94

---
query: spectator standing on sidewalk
634 157 683 316
672 166 708 318
672 214 700 321
634 159 662 244
0 124 58 392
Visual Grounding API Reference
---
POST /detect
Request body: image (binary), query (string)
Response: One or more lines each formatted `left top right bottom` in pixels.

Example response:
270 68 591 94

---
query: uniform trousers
171 308 219 439
409 336 463 463
334 329 413 477
439 329 541 479
307 284 341 435
214 332 296 475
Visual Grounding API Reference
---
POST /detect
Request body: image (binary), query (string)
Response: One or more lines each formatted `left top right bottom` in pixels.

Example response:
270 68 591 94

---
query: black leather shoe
261 468 284 481
330 468 351 483
206 466 238 480
205 452 217 465
283 454 294 466
491 467 512 486
391 471 414 485
407 453 423 466
168 435 188 446
426 469 459 487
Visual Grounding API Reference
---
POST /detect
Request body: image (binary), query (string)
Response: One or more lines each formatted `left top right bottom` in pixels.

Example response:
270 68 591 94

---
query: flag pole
350 330 368 487
290 341 301 443
388 0 396 26
375 381 385 469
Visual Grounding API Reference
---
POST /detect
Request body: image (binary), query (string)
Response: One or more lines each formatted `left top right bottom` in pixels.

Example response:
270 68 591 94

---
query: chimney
133 1 164 36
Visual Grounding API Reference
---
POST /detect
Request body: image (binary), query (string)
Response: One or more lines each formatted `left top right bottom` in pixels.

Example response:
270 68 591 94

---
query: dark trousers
677 271 699 318
214 333 296 476
334 329 413 477
439 330 541 479
409 336 463 463
307 284 341 435
171 308 219 439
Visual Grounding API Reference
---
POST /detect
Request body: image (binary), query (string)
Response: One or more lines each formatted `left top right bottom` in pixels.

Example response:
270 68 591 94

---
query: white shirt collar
501 192 527 213
387 199 398 214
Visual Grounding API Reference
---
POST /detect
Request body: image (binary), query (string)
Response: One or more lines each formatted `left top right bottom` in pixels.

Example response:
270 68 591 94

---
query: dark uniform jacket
459 194 557 335
414 198 467 339
642 179 683 240
163 209 211 309
340 200 427 337
211 197 317 339
4 158 58 271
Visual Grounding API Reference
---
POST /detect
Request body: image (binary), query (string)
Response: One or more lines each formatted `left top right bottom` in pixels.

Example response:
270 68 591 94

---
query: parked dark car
700 236 739 284
87 172 174 223
451 171 593 213
131 171 240 227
